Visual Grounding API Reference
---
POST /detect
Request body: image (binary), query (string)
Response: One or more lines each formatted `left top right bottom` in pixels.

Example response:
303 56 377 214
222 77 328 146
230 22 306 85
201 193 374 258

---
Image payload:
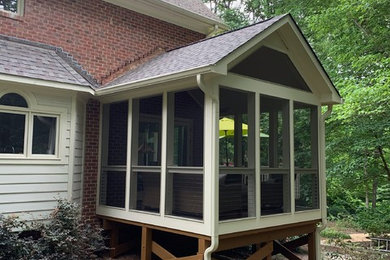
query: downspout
197 74 219 260
316 104 333 257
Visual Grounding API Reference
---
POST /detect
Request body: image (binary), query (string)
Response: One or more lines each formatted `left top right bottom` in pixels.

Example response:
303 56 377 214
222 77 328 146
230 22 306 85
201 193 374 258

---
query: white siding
0 87 83 222
72 100 85 203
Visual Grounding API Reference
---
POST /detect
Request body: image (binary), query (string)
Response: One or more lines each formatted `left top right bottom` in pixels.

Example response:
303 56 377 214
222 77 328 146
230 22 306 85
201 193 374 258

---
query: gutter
95 66 214 96
316 104 333 257
197 74 219 260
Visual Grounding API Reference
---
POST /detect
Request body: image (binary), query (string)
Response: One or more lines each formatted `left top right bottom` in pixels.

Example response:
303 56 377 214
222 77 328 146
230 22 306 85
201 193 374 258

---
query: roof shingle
0 36 91 87
105 15 285 88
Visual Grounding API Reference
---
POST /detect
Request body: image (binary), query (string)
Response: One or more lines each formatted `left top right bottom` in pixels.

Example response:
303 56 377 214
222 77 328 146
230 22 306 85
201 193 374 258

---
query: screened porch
98 82 320 224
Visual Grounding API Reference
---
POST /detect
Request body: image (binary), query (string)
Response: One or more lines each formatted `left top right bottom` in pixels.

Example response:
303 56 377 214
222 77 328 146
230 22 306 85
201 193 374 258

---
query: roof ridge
167 14 288 53
0 34 97 87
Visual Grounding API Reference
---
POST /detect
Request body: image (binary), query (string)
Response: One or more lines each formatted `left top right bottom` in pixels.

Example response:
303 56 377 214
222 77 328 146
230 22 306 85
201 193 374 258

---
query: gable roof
101 14 341 104
104 15 286 88
0 35 93 88
160 0 222 23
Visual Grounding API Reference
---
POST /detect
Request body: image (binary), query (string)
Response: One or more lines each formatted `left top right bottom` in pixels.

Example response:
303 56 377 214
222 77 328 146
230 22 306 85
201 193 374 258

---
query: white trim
255 94 261 219
289 100 295 214
220 73 321 106
0 73 94 94
125 99 132 211
219 210 321 235
95 66 215 96
67 95 77 200
102 0 227 34
0 90 67 163
160 91 168 216
0 0 24 16
96 205 210 235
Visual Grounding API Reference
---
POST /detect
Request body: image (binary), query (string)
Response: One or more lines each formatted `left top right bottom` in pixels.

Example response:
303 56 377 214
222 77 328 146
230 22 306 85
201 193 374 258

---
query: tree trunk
377 146 390 181
364 153 369 208
372 176 378 209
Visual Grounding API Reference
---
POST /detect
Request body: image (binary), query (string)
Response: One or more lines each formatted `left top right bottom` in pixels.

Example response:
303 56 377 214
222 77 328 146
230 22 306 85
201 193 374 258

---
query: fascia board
216 17 288 70
103 0 227 34
0 73 94 95
284 18 342 104
95 65 223 96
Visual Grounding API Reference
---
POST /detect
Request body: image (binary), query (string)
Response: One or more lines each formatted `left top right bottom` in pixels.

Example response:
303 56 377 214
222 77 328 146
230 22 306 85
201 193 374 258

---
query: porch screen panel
166 89 204 220
130 95 162 213
294 102 319 211
219 88 255 220
100 101 128 208
260 95 291 215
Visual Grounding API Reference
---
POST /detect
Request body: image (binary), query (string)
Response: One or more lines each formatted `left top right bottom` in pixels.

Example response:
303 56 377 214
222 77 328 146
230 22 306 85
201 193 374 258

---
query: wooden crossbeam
152 241 176 259
283 235 309 250
247 241 273 260
167 254 203 260
273 240 301 260
218 221 317 252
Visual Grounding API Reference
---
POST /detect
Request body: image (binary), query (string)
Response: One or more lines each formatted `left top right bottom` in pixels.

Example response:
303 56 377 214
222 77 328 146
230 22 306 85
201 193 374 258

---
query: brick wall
0 0 204 83
82 99 100 221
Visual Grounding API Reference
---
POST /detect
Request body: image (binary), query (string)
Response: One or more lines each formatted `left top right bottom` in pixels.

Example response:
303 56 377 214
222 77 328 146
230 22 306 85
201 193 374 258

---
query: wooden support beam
141 226 152 260
198 238 210 255
308 231 316 260
283 235 309 250
112 241 135 257
273 241 301 260
247 241 273 260
109 222 120 258
152 241 176 259
218 222 316 252
168 255 203 260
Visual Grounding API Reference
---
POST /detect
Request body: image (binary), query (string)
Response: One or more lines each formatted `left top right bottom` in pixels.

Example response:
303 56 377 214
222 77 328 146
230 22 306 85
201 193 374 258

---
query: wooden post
308 231 316 260
141 226 152 260
109 222 119 258
198 238 210 255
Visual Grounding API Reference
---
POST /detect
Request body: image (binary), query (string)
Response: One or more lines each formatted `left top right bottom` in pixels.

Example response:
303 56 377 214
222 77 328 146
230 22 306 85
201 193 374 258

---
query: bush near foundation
0 200 106 260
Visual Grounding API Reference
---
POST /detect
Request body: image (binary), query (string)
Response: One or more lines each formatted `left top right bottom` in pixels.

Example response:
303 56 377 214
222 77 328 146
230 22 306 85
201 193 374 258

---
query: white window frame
0 95 65 163
0 0 24 16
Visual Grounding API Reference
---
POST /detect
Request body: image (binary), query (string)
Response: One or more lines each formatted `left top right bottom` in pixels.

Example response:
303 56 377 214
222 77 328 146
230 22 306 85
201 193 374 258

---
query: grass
321 227 351 240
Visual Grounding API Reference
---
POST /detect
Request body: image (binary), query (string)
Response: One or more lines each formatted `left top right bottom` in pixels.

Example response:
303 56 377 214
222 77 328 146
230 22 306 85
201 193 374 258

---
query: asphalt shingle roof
161 0 222 23
0 36 90 86
105 15 285 88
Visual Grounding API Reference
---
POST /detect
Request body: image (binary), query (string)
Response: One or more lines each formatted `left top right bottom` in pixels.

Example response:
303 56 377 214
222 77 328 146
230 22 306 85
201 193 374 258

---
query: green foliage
355 203 390 237
208 0 390 224
320 227 351 240
0 200 106 260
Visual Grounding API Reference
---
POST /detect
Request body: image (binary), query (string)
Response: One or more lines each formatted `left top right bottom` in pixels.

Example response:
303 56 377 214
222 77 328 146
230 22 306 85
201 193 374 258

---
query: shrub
0 200 107 260
320 227 351 240
355 206 390 237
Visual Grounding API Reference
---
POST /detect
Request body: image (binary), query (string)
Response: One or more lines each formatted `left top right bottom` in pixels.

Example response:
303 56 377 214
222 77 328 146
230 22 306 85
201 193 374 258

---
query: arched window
0 92 58 156
0 93 28 108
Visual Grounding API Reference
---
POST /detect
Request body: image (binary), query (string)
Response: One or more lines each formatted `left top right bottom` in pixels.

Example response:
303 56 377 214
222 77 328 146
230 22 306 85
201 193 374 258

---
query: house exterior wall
0 0 204 84
0 86 78 221
71 99 86 203
82 99 100 222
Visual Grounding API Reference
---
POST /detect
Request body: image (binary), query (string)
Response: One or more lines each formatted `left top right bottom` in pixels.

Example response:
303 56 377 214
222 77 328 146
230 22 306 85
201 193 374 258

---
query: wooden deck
100 215 320 260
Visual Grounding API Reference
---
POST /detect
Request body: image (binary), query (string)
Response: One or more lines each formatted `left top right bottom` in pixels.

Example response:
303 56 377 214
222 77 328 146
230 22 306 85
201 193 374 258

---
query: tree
205 0 390 212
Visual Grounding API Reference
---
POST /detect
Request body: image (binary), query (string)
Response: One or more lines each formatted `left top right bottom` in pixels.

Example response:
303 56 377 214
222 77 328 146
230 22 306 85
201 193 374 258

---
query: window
0 0 23 15
294 102 319 211
0 93 59 157
100 101 128 208
166 89 204 220
219 88 256 220
130 95 162 213
260 95 291 215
